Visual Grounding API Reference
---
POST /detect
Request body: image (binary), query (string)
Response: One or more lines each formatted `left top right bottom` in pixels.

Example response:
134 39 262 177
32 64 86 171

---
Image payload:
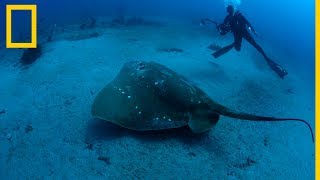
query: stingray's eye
137 62 145 70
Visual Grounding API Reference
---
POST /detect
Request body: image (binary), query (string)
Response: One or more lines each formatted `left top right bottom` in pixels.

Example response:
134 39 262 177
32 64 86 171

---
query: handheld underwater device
200 18 219 26
200 18 231 35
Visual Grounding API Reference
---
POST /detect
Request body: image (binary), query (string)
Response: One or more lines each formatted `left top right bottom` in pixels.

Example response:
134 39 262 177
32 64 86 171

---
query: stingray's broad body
91 61 314 142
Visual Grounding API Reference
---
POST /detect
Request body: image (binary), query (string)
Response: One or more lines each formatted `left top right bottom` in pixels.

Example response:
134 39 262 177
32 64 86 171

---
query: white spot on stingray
122 91 125 94
118 88 122 91
135 106 138 109
139 111 142 114
156 117 159 120
168 118 172 122
154 81 159 85
127 96 131 99
163 116 166 119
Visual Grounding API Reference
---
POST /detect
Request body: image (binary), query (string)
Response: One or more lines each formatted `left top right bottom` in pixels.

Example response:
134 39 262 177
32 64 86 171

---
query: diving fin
266 58 288 79
212 44 234 58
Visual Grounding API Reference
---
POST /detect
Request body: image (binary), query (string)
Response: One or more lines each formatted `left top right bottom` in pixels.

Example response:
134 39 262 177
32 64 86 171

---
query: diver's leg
212 44 234 58
234 33 242 51
243 32 268 59
212 33 242 58
244 32 288 78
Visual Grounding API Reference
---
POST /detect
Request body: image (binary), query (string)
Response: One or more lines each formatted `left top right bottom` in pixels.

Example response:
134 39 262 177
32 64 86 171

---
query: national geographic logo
6 5 37 48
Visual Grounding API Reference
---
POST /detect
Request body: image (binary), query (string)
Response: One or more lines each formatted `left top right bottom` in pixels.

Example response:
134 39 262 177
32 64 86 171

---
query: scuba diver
212 5 288 79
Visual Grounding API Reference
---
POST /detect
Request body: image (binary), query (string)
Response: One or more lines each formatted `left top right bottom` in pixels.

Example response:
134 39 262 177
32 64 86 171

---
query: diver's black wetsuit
213 10 288 79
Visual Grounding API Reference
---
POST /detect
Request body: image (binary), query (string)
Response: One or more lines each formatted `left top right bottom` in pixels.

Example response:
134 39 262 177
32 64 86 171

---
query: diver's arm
246 20 256 33
240 13 256 33
217 16 230 35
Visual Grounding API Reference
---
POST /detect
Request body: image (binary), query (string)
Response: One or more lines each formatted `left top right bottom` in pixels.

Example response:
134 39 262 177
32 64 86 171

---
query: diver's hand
248 27 258 36
216 24 221 32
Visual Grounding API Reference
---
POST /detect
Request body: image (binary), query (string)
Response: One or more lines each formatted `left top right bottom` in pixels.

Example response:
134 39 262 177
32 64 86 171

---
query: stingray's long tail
213 105 314 143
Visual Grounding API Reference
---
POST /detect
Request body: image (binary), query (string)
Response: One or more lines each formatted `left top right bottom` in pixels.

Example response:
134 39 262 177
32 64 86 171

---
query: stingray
92 61 314 142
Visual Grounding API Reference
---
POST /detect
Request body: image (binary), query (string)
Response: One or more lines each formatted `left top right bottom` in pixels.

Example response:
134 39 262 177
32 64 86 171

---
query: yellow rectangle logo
6 5 37 48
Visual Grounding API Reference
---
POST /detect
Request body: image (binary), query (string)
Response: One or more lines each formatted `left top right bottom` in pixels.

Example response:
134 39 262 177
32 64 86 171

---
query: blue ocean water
0 0 315 179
